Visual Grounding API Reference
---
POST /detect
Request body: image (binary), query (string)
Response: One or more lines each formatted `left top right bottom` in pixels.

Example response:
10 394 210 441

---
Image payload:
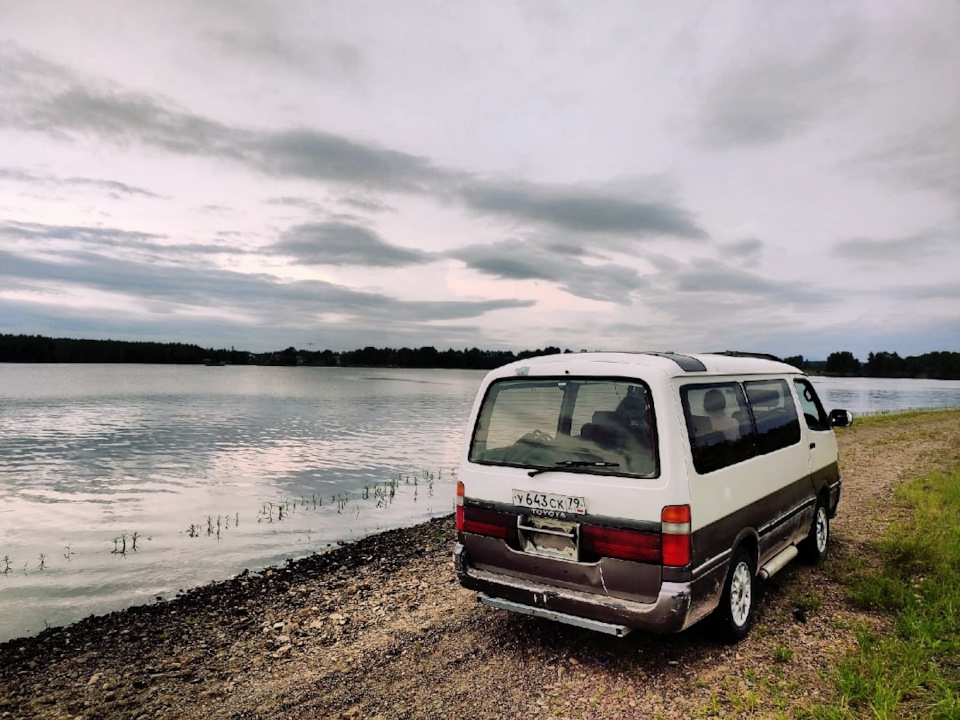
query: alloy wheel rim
816 507 828 553
730 561 752 626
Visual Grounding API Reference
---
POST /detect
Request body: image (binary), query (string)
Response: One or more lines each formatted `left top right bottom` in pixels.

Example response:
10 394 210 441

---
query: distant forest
1 334 958 379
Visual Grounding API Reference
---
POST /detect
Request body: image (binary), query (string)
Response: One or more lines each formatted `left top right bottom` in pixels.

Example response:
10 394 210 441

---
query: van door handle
809 442 816 449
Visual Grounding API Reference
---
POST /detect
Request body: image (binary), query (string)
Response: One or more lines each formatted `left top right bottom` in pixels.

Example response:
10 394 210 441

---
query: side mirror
829 409 853 428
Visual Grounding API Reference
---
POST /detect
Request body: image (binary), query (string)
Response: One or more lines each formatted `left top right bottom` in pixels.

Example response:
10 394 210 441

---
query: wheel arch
729 527 760 574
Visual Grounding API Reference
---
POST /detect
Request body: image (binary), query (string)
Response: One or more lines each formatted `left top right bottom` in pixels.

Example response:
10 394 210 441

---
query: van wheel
800 498 829 564
713 547 754 644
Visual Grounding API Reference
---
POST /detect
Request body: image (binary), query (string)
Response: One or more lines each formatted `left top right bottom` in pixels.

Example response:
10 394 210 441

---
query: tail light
457 483 691 568
457 483 513 539
580 524 660 563
661 504 691 567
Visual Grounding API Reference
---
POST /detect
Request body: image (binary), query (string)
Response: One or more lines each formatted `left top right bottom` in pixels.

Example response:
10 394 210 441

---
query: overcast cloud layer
1 2 957 358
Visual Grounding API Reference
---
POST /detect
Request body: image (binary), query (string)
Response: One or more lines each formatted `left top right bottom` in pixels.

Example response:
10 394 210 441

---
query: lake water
810 376 960 415
2 364 959 643
0 365 482 644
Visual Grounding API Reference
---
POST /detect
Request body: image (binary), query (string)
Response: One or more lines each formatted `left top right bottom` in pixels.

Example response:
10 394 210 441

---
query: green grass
849 408 957 424
808 463 960 719
773 643 794 664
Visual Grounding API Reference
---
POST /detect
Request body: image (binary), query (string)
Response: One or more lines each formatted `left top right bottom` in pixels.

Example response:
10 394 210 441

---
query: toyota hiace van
453 352 852 641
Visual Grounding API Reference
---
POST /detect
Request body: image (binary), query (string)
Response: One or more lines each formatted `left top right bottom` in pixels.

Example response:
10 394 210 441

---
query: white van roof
493 352 802 378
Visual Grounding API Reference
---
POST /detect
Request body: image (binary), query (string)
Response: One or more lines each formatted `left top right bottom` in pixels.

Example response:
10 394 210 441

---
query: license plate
513 490 586 515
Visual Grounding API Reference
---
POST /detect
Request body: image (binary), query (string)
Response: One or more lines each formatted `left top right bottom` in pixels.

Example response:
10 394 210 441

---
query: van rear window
469 378 658 478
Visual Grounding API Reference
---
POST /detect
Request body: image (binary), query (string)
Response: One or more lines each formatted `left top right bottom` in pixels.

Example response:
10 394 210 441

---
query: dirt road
3 410 958 719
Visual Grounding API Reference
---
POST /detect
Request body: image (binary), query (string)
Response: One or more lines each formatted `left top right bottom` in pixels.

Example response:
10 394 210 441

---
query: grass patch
808 463 960 719
792 589 824 614
773 643 794 664
847 408 958 427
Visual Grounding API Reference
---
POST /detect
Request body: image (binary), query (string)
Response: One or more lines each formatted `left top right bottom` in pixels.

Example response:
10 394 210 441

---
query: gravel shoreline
3 409 959 719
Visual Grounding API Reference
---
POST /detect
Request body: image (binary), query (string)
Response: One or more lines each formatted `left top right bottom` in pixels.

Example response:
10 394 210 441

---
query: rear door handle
809 442 816 449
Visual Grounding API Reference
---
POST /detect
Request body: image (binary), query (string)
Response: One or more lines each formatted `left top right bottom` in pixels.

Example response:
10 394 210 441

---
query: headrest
591 411 621 426
704 389 726 413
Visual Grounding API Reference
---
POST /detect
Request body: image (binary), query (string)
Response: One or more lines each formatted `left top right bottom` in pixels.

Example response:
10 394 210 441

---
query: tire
799 498 830 564
713 546 755 644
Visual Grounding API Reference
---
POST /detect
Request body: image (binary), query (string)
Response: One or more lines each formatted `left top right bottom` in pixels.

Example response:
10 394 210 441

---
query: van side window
793 378 830 431
681 383 755 474
743 380 801 454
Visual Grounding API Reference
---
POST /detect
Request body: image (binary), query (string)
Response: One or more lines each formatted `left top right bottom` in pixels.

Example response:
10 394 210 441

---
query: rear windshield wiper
528 460 620 477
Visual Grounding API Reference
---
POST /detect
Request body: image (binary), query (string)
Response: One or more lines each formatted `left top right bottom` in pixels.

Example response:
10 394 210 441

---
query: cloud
1 44 706 241
0 167 160 199
850 123 960 202
0 45 446 192
721 238 764 268
26 85 444 191
0 167 45 183
460 181 707 239
833 231 946 264
338 195 395 214
208 29 362 79
0 235 529 329
0 220 161 247
890 281 960 301
672 259 828 305
0 221 242 262
265 196 329 215
209 31 315 71
8 82 247 159
0 292 527 354
0 40 73 97
247 129 449 191
0 249 532 338
697 25 863 148
450 238 645 303
724 238 763 258
271 221 432 267
63 176 162 199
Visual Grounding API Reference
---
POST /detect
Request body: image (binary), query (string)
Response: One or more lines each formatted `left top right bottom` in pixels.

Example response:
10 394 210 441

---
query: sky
1 1 958 359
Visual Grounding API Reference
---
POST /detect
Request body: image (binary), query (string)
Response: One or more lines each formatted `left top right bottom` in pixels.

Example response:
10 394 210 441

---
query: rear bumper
453 541 694 634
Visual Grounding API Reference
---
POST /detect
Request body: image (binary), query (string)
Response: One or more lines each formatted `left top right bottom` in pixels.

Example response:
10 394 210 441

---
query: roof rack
708 350 784 363
641 352 707 372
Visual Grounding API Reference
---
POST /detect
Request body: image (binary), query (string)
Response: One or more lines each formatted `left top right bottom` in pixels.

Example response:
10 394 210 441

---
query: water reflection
0 365 482 642
810 376 960 414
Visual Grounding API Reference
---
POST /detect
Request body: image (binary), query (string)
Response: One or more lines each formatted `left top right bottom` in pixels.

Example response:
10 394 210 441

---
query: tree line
0 334 250 365
250 344 562 370
1 334 958 379
784 350 960 380
0 334 560 370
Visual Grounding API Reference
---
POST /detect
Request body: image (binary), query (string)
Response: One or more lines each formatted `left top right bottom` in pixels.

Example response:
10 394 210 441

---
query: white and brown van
453 352 852 641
